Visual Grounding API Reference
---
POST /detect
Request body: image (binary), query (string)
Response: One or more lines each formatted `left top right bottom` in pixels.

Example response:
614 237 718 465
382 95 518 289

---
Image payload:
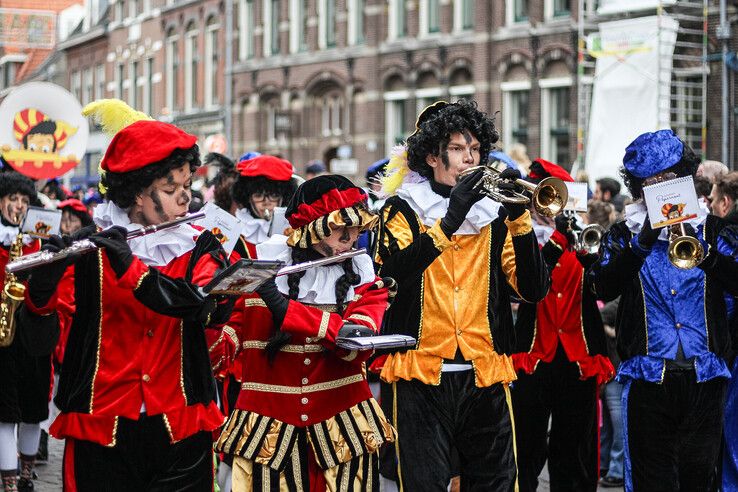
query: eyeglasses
252 192 282 202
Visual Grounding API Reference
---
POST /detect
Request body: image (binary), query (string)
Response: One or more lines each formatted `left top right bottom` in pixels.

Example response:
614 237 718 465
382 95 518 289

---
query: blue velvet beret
622 129 684 179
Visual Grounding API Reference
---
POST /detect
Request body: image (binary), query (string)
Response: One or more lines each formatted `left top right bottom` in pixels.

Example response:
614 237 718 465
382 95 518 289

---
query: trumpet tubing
667 223 704 270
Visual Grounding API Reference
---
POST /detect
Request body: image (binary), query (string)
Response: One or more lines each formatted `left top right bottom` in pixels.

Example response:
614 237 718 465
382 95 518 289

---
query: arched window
539 60 572 166
383 74 409 153
501 63 531 148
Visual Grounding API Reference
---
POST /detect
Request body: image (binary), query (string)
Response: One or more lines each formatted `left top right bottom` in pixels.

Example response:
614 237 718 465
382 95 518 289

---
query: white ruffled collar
0 222 34 247
396 179 500 235
624 200 708 241
236 207 270 245
533 222 554 245
93 201 199 266
256 235 375 305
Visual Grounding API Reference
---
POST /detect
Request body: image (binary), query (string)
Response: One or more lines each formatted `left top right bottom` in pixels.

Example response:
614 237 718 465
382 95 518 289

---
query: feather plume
82 99 153 138
381 144 410 196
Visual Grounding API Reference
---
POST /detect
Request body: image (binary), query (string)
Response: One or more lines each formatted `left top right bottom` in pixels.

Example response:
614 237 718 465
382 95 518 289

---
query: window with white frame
129 0 139 19
453 0 474 32
82 68 93 105
347 0 365 45
540 78 572 166
71 71 81 102
129 60 139 108
144 57 154 114
384 91 408 153
204 18 219 108
238 0 254 60
505 0 528 25
289 0 304 53
544 0 570 20
320 94 343 136
265 99 279 143
185 22 199 111
263 0 281 56
415 87 443 114
301 0 310 50
419 0 440 36
114 1 123 23
318 0 336 48
501 81 530 147
166 30 179 110
95 64 105 99
671 71 704 154
388 0 406 40
116 63 124 99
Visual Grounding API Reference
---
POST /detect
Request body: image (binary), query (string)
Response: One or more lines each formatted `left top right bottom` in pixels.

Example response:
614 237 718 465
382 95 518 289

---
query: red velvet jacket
217 277 392 427
24 230 229 446
512 230 614 385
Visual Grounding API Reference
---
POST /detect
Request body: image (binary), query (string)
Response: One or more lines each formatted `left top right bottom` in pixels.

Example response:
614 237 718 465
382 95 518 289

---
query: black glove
256 277 288 328
27 235 75 307
440 168 485 238
497 168 527 220
635 217 660 251
554 213 580 245
89 226 134 278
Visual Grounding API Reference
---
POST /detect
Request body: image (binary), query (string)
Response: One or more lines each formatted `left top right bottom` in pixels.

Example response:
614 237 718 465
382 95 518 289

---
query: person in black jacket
590 129 738 491
374 99 550 490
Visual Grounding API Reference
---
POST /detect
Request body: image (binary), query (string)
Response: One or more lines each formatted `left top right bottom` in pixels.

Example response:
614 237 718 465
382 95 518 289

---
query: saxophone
0 233 26 347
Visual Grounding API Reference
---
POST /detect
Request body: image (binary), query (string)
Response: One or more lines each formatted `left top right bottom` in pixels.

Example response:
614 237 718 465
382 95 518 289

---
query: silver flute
6 211 206 275
275 248 366 277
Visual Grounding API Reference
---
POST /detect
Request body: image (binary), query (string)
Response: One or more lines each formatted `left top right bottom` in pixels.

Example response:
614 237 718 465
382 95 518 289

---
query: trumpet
6 211 206 275
668 222 704 270
459 165 569 217
573 224 605 254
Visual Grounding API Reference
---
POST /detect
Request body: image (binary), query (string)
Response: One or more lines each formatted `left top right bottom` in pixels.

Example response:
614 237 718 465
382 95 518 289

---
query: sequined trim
426 220 453 252
347 313 378 332
179 320 187 404
162 414 176 442
134 270 150 291
107 416 119 448
223 325 239 347
317 311 330 340
89 249 105 414
243 298 267 307
241 374 365 394
241 340 323 353
340 351 358 361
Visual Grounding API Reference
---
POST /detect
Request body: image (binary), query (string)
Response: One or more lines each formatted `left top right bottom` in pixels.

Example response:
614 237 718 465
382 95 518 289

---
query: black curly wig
232 175 298 216
101 146 200 209
620 139 700 200
0 172 37 202
406 99 499 180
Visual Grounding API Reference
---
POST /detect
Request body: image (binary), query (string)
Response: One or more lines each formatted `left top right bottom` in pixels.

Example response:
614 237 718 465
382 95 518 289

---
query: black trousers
511 346 599 492
62 414 213 492
0 335 51 423
392 372 517 491
625 369 726 492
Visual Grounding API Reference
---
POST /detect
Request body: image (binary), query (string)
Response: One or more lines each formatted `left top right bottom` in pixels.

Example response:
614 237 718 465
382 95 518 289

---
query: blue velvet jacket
590 215 738 383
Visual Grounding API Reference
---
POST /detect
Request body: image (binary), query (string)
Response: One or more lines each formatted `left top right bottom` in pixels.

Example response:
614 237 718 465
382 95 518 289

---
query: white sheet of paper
22 206 61 238
268 207 289 237
201 202 242 256
565 182 589 212
642 176 700 229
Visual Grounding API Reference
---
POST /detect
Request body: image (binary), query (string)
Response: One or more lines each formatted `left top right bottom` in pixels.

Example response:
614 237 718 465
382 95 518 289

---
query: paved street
34 436 622 492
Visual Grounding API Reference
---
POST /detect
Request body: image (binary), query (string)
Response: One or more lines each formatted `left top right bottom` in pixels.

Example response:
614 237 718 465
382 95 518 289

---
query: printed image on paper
22 206 61 238
643 176 700 229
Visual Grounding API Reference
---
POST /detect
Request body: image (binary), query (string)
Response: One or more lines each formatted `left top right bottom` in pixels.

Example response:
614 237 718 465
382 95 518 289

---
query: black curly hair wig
205 153 239 211
0 172 37 202
620 138 700 200
232 176 298 215
100 146 200 209
406 99 499 180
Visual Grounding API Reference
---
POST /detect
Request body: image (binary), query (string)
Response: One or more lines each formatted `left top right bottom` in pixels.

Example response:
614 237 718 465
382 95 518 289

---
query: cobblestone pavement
34 436 622 492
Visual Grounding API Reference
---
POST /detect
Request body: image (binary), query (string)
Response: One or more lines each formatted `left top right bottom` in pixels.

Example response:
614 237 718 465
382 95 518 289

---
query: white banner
584 15 678 187
597 0 675 15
